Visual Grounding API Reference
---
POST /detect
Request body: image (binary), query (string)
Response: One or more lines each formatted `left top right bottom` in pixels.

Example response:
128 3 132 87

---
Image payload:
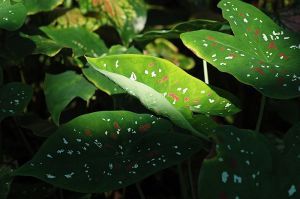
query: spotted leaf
0 82 33 121
23 0 63 15
44 71 96 125
14 111 203 193
181 0 300 99
87 55 240 116
0 0 27 31
198 126 274 199
0 166 13 199
40 26 108 57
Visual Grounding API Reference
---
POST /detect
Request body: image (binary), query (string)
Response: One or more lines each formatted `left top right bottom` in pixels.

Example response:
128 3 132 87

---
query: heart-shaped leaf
135 19 224 41
40 26 108 57
87 55 240 116
44 71 96 125
14 111 203 193
23 0 63 15
198 125 274 199
0 0 27 31
181 0 300 99
21 33 62 57
0 82 33 121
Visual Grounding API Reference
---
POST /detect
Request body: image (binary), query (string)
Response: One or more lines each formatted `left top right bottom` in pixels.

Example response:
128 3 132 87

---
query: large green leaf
198 125 274 199
21 33 62 57
14 111 203 193
135 19 224 41
79 0 147 45
0 82 33 121
0 0 27 31
44 71 96 125
23 0 63 15
40 26 108 57
0 166 13 199
87 55 240 116
181 0 300 99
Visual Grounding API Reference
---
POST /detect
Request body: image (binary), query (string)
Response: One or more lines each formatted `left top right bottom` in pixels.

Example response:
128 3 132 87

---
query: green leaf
51 8 103 32
14 111 203 193
198 125 274 199
0 66 3 86
0 82 33 121
87 55 240 116
90 0 147 45
40 26 108 57
0 166 13 199
135 19 223 41
23 0 63 15
0 0 27 31
181 0 300 99
145 38 195 70
21 33 62 57
107 45 141 55
44 71 96 125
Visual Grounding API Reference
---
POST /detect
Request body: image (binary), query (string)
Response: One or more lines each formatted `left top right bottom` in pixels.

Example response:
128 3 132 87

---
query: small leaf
40 26 108 57
145 38 195 70
0 82 33 121
87 55 240 116
0 0 27 31
135 19 223 41
44 71 96 125
23 0 63 15
198 125 274 199
21 33 62 57
14 111 203 193
181 0 300 99
0 166 13 199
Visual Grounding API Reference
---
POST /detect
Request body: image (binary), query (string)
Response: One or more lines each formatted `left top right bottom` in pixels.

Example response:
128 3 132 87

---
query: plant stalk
255 95 266 132
177 164 189 199
188 159 197 199
203 60 209 84
136 182 146 199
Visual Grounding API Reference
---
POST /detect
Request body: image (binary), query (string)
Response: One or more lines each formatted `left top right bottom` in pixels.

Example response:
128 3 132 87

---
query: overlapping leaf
0 82 33 121
0 166 13 199
40 26 108 57
44 71 96 125
181 0 300 99
23 0 63 15
0 0 27 31
198 126 274 199
87 55 239 116
14 111 203 193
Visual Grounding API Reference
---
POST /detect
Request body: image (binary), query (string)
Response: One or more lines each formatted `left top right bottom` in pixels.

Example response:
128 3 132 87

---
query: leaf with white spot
0 82 33 121
40 26 108 57
87 55 240 117
14 111 203 193
0 0 27 31
44 71 96 125
198 126 274 199
23 0 63 15
0 166 13 199
181 0 300 99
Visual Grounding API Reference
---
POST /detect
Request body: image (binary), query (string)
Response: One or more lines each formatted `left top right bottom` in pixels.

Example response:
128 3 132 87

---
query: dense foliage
0 0 299 198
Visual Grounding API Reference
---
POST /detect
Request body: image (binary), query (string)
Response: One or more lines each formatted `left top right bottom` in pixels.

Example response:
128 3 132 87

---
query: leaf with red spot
14 111 203 193
181 0 300 99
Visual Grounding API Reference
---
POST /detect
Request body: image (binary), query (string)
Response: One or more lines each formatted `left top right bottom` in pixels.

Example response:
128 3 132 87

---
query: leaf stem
177 164 189 199
255 95 266 132
203 60 209 84
136 182 146 199
188 159 197 199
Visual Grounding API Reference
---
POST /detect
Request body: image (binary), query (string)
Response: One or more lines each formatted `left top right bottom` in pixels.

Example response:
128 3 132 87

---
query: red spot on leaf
184 97 190 102
239 13 245 17
254 67 265 75
268 41 277 50
212 42 217 47
255 29 260 36
228 53 237 58
114 121 120 129
139 123 151 133
148 62 154 67
84 129 92 136
277 77 285 84
278 52 288 60
207 36 215 40
168 93 179 102
158 76 169 83
220 47 225 51
111 133 118 140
